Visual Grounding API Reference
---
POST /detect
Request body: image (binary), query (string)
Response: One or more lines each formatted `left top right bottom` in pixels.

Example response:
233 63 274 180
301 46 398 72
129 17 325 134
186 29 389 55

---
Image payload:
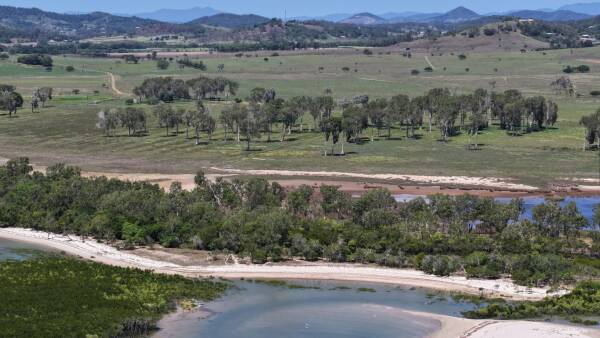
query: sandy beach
2 227 599 338
0 227 564 301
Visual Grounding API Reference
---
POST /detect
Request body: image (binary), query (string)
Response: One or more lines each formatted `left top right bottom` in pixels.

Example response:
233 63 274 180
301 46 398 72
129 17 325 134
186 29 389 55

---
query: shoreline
0 227 566 301
2 228 599 338
2 156 599 197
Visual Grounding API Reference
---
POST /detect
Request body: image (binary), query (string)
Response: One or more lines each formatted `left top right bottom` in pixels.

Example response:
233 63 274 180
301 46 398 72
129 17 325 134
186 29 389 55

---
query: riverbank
2 156 599 197
0 227 565 301
2 228 599 338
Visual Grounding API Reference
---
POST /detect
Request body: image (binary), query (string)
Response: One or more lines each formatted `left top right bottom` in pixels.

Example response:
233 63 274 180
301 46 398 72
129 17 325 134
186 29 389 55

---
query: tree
426 88 451 133
186 101 211 145
0 86 23 117
153 103 177 136
524 96 547 131
249 87 267 103
280 97 304 141
96 109 119 136
221 103 246 142
580 110 600 150
406 96 426 138
33 87 53 108
546 100 558 127
118 107 147 136
156 59 170 70
263 98 283 142
342 106 368 147
551 76 576 97
466 96 486 149
366 98 387 140
17 54 53 67
240 104 262 151
321 116 343 156
0 85 23 117
386 94 409 139
435 95 459 142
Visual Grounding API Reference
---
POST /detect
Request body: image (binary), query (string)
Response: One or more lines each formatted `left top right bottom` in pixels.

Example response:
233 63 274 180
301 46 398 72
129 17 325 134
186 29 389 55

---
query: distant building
518 18 535 23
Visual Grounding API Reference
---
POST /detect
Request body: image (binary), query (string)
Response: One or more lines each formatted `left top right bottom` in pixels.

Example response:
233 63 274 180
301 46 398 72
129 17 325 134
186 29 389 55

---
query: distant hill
559 2 600 15
0 5 172 39
508 9 592 21
388 12 442 23
340 13 387 25
135 7 221 23
428 6 482 23
187 13 271 29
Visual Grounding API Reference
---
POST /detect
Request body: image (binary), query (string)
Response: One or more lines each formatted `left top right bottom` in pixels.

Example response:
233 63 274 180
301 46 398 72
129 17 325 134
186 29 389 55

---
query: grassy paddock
0 47 599 185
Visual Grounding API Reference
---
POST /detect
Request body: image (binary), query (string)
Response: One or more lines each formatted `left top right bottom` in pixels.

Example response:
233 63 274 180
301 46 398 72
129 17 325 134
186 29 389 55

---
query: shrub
156 59 170 70
419 255 460 276
458 54 467 60
411 69 420 75
483 28 497 36
17 54 53 67
464 251 504 279
424 66 433 72
590 91 600 97
65 65 75 72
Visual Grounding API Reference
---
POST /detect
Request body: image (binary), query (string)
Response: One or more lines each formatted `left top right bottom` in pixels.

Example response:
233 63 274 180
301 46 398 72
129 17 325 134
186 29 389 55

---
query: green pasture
0 46 599 185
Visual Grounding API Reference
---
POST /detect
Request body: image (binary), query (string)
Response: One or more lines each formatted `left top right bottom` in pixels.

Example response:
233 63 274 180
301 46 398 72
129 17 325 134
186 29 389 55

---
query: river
394 194 600 225
155 279 479 338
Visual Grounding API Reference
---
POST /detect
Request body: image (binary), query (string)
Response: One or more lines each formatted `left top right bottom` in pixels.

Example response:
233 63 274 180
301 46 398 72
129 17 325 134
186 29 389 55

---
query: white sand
209 167 539 191
0 227 565 300
2 227 598 338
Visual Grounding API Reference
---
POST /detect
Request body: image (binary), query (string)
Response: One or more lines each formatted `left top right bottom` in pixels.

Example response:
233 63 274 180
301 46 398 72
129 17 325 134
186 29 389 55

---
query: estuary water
395 194 600 225
0 238 54 261
155 280 479 338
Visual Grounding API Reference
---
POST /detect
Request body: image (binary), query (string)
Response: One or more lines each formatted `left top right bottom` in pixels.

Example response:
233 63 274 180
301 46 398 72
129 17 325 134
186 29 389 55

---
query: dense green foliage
0 255 228 337
0 158 597 287
16 54 53 67
464 281 600 325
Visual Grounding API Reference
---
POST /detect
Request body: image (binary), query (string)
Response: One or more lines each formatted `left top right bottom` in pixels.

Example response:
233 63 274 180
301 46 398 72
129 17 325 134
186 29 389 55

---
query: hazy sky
0 0 586 17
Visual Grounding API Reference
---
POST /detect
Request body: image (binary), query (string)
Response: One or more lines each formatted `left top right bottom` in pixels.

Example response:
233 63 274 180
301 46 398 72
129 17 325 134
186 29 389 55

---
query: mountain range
134 7 220 23
126 3 600 25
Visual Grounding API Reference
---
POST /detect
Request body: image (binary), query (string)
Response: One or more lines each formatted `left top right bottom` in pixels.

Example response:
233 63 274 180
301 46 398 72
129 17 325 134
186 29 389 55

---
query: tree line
1 158 597 287
111 80 562 153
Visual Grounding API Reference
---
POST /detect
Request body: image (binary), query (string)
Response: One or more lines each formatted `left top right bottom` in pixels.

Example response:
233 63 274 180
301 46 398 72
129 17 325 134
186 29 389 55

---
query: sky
0 0 588 17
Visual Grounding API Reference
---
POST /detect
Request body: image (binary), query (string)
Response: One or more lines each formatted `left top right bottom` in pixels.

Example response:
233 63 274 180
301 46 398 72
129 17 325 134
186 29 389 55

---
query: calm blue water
395 194 599 226
0 238 52 261
156 280 479 338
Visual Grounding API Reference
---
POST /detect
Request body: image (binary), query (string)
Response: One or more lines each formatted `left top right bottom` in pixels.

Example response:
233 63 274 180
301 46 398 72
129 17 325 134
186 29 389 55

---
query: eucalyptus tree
240 104 262 151
546 100 558 127
118 107 147 136
153 103 176 136
406 96 426 138
342 106 368 145
306 96 337 132
366 98 387 141
249 87 267 103
524 96 547 131
0 89 23 117
34 87 53 108
580 110 600 150
96 108 119 136
280 97 304 141
321 116 343 156
221 103 246 142
263 98 284 142
386 94 409 139
425 88 451 133
435 95 459 142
